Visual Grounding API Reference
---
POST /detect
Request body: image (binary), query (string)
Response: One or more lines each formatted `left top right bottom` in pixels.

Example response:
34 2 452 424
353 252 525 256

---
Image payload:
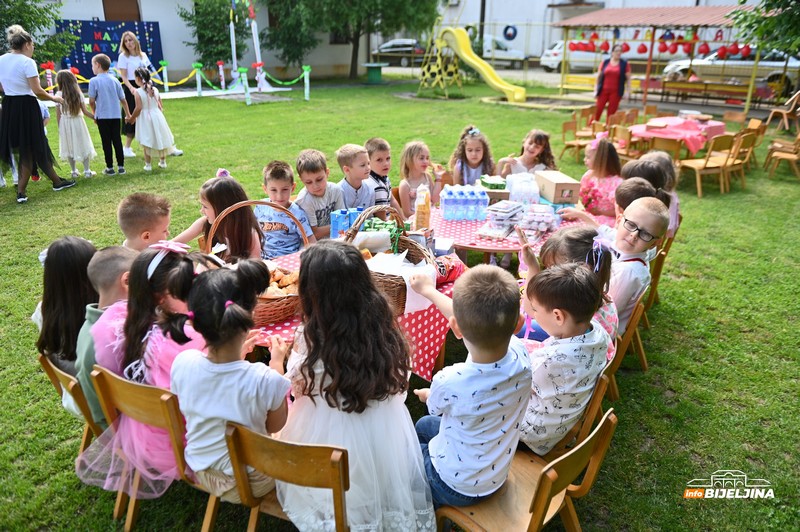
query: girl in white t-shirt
170 259 290 503
497 128 557 178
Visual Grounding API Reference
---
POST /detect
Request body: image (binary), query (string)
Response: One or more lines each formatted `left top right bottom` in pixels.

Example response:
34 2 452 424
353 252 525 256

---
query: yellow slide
439 27 526 103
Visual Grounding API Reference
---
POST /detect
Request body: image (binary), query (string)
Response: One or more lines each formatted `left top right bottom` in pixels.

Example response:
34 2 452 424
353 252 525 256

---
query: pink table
630 116 726 155
265 252 453 381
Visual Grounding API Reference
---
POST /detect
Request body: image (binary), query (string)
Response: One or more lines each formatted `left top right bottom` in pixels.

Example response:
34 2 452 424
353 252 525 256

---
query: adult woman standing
0 25 76 203
594 44 632 123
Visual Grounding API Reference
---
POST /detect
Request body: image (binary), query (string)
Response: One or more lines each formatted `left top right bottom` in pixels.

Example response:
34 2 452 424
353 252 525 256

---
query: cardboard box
534 171 580 204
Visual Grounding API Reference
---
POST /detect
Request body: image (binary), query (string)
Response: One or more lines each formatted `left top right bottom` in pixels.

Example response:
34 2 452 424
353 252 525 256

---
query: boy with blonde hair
410 265 532 508
255 160 316 259
294 149 344 240
336 143 375 209
117 192 171 250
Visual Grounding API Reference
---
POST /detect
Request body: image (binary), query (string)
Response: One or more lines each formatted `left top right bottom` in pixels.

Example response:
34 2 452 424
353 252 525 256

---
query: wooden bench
661 80 773 107
561 74 596 93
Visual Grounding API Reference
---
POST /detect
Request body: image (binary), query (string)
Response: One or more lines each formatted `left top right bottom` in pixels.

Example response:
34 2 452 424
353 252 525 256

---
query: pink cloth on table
630 117 726 155
76 323 206 499
579 171 621 228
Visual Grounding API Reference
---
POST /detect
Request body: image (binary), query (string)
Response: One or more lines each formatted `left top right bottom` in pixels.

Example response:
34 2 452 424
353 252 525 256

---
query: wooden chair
745 118 762 130
643 104 658 119
576 116 605 140
391 186 401 205
678 134 734 198
624 108 639 125
640 250 667 330
436 409 618 532
90 366 220 532
650 212 682 307
656 111 673 118
607 111 626 127
225 422 350 531
765 89 800 132
573 105 595 130
609 125 642 163
603 292 646 402
649 137 683 163
722 110 747 135
560 120 592 163
38 354 104 453
718 132 756 192
767 149 800 179
764 131 800 168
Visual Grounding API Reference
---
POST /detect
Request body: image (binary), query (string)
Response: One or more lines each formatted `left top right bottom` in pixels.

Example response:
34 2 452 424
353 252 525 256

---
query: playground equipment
419 27 526 103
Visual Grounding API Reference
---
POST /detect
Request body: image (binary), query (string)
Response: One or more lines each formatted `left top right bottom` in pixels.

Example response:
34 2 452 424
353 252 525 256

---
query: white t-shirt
117 52 151 81
170 349 291 474
339 177 376 210
427 336 532 496
295 182 345 227
609 250 651 334
0 53 37 95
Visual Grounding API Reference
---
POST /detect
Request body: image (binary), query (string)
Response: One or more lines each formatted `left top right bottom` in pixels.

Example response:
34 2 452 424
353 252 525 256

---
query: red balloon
698 42 710 55
576 42 585 51
658 42 668 53
728 42 739 55
621 42 630 53
741 44 752 58
590 32 599 41
669 42 679 54
717 46 727 59
587 41 596 52
683 42 693 54
568 41 577 51
677 35 685 42
637 43 648 54
600 40 610 52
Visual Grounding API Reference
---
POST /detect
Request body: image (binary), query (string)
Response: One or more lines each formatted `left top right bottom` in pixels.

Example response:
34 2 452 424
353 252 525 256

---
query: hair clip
587 235 612 273
186 311 194 320
468 127 481 136
146 240 190 280
215 168 231 178
224 300 234 308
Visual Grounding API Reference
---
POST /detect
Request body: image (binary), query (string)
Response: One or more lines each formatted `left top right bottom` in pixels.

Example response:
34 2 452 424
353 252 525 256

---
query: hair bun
6 25 24 39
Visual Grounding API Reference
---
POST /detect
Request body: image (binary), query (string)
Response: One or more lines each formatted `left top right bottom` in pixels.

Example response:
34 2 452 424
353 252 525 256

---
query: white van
481 34 527 69
540 40 688 72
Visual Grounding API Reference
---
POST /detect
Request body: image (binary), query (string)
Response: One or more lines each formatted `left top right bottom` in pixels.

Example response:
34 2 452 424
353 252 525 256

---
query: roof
553 6 754 28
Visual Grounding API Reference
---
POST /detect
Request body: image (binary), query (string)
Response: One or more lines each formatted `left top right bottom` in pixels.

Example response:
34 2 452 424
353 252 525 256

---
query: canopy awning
552 5 753 29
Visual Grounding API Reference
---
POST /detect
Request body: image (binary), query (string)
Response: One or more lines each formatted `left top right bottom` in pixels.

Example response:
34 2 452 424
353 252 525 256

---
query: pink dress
75 322 206 499
579 171 622 227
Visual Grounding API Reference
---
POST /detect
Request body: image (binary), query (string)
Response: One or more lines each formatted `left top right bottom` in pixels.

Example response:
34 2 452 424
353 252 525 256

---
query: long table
629 116 726 155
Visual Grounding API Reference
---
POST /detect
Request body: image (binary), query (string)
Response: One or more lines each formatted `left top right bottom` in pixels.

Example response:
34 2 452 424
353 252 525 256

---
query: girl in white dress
270 240 435 531
55 69 96 178
127 67 174 171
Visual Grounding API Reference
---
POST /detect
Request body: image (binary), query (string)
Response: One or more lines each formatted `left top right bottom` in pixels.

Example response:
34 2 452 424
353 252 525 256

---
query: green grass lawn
0 78 798 530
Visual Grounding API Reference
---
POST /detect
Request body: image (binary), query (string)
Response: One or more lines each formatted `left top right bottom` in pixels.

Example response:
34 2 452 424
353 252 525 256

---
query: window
330 32 349 45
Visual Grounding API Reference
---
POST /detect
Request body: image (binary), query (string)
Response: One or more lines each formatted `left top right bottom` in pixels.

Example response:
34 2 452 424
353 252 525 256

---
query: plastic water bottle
476 190 489 220
466 190 478 220
454 189 467 220
441 187 453 220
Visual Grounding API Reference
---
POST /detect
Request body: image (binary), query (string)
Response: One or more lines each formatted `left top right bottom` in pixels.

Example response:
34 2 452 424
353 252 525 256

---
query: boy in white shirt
519 262 610 455
410 265 532 508
336 143 375 209
294 149 345 240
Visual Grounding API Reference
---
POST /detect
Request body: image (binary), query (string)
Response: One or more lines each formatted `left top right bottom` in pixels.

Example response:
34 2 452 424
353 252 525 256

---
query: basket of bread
205 200 309 325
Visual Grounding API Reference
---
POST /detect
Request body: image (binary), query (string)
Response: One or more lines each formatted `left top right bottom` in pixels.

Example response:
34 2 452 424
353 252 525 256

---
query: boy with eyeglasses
609 196 669 334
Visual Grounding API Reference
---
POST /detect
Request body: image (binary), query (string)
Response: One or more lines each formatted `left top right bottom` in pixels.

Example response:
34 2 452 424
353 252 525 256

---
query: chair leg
634 329 648 372
791 160 800 179
124 470 143 532
201 495 220 532
769 159 780 178
559 146 568 160
606 374 620 402
114 461 131 520
247 506 260 532
641 310 651 330
559 497 582 532
79 423 93 454
695 170 703 198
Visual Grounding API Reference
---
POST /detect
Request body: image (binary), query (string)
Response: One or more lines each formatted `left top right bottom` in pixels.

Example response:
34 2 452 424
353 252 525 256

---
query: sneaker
123 147 136 158
70 170 80 178
31 174 41 182
117 167 126 175
16 192 28 203
169 148 184 157
143 163 152 172
103 167 116 176
158 160 167 169
52 178 77 191
84 170 96 179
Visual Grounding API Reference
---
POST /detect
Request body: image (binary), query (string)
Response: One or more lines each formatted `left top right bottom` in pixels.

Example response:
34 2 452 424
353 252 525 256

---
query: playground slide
439 27 526 103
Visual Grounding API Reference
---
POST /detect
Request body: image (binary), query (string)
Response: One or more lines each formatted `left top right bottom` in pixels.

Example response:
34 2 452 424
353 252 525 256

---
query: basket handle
205 199 310 254
343 205 407 244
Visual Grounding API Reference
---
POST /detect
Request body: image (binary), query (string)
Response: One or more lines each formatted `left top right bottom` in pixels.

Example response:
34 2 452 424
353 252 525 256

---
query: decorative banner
668 42 678 54
637 43 648 54
740 44 751 58
658 42 669 53
620 42 630 53
600 41 610 53
55 20 163 81
728 42 739 55
698 42 710 55
717 46 727 59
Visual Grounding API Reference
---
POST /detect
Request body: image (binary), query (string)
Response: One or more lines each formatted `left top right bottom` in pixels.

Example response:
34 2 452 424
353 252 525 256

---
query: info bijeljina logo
684 470 774 499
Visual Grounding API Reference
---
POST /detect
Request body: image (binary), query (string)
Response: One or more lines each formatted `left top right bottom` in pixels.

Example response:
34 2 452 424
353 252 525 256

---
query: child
398 140 442 218
88 53 130 175
171 261 291 503
364 137 402 213
54 69 96 179
272 241 434 528
579 138 622 227
519 263 610 455
76 242 215 499
449 125 496 185
125 67 174 171
610 197 669 334
294 149 345 240
117 192 172 251
34 236 98 376
639 151 680 238
497 129 557 177
255 160 316 259
410 265 532 509
75 246 138 428
336 143 375 209
518 226 617 362
174 172 264 261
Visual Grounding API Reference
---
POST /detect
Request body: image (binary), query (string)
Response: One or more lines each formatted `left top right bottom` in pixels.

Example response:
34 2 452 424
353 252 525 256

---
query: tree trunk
349 31 362 79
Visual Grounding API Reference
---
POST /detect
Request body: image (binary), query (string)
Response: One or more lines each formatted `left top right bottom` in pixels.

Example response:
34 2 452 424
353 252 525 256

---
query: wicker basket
205 200 309 325
344 205 435 316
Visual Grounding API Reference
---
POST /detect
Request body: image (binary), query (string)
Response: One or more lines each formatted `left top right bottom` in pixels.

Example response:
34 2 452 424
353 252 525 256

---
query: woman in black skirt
0 25 75 203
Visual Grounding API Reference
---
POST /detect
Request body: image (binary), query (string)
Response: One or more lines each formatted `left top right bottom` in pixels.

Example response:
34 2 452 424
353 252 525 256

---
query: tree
178 0 250 69
731 0 800 57
0 0 78 63
258 0 319 68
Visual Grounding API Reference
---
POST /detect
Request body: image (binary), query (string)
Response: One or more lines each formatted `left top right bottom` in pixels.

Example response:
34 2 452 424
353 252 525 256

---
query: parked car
371 39 426 67
540 40 689 73
662 49 800 96
481 34 527 69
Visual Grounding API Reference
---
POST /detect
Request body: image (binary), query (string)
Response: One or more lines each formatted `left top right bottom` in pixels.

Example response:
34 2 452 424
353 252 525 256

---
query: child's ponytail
135 67 155 99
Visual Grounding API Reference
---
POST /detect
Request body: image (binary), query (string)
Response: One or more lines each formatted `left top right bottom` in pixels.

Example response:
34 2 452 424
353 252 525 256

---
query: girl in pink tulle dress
76 242 217 499
579 139 622 227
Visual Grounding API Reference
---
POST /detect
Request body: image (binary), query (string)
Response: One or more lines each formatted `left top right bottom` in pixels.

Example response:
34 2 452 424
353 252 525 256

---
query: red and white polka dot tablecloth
262 252 454 381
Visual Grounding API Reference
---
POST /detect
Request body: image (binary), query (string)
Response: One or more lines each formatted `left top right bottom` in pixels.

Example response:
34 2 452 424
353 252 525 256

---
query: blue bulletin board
55 20 164 80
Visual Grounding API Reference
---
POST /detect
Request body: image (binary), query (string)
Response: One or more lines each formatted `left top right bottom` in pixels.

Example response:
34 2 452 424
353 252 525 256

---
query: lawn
0 78 797 530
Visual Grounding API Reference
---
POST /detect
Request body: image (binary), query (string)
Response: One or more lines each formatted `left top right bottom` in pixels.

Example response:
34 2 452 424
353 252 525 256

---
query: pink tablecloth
630 116 726 155
265 252 453 381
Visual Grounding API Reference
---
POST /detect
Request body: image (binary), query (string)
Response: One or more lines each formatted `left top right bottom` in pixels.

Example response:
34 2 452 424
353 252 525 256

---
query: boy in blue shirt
255 160 316 259
88 54 130 175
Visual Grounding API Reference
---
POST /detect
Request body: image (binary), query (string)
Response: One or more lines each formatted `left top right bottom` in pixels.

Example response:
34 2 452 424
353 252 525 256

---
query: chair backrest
746 118 762 130
90 365 192 484
650 137 682 160
625 108 639 125
605 291 647 379
544 374 609 459
704 134 735 165
562 120 577 141
644 250 668 312
527 410 618 530
643 104 658 117
782 89 800 111
39 354 104 440
610 125 632 145
391 186 401 205
225 422 350 531
607 111 625 127
722 110 746 124
660 213 682 255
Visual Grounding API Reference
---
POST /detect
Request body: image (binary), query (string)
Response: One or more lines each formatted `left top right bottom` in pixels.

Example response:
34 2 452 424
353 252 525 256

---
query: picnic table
629 116 726 155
